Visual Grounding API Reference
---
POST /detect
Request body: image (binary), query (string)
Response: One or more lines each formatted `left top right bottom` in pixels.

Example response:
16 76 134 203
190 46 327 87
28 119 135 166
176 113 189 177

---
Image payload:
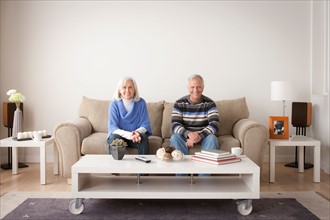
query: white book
195 152 236 160
200 149 231 156
192 155 241 165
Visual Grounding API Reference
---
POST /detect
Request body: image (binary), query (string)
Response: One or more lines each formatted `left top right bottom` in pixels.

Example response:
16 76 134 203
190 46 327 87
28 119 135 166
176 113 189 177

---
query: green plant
110 138 128 147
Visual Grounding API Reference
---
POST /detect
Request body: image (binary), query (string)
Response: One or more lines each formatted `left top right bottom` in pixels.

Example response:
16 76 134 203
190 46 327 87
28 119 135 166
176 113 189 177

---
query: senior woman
107 76 152 155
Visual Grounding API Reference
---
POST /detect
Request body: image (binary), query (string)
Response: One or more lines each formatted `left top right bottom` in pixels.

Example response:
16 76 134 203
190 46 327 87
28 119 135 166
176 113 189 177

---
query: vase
12 103 23 139
110 145 126 160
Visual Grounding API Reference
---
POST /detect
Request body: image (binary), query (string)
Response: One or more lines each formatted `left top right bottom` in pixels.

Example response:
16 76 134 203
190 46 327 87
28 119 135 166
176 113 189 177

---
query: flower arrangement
7 89 25 108
110 138 128 148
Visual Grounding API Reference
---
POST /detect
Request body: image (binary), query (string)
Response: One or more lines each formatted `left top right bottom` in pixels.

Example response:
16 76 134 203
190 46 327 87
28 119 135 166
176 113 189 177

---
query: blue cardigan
108 98 152 138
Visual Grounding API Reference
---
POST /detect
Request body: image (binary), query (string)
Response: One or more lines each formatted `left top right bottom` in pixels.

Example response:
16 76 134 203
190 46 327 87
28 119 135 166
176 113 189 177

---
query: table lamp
271 81 293 116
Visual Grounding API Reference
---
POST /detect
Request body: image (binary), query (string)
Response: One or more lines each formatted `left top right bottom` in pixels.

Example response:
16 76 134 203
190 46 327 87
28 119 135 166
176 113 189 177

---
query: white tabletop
269 135 320 146
0 136 54 147
72 154 259 174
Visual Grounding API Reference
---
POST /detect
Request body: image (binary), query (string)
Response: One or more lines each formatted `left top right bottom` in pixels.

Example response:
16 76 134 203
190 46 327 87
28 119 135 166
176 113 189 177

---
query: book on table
200 149 231 156
195 152 236 160
191 155 241 165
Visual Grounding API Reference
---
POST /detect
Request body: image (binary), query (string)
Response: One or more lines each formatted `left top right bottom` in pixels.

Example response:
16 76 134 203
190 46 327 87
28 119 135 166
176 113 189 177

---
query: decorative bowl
156 147 184 161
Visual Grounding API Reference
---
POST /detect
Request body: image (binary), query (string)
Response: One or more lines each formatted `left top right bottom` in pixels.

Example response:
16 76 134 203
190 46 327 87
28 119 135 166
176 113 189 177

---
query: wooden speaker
292 102 312 127
2 102 23 128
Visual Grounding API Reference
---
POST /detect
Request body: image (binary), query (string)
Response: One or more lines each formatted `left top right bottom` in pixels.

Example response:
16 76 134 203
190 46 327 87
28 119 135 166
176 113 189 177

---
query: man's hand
131 131 141 143
185 139 195 148
187 131 202 144
185 131 202 148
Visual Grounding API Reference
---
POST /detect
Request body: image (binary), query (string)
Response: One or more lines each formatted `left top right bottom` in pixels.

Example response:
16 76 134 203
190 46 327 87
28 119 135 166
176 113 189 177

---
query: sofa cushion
148 136 163 154
215 97 249 136
146 101 164 137
78 96 110 133
81 133 162 156
81 132 109 154
218 135 241 152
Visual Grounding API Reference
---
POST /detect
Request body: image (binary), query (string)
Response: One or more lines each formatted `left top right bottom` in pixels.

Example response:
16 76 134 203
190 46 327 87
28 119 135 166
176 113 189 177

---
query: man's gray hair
113 76 140 101
187 74 204 86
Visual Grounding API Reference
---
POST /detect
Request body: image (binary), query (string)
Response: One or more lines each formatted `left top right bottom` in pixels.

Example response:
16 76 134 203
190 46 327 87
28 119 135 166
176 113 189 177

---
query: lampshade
271 81 293 101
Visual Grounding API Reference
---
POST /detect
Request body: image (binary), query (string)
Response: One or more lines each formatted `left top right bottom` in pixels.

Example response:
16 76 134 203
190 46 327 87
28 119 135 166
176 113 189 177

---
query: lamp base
284 162 313 169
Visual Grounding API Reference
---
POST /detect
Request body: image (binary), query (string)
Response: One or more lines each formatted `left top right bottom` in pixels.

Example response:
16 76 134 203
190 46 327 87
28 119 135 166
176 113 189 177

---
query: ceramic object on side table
12 103 23 139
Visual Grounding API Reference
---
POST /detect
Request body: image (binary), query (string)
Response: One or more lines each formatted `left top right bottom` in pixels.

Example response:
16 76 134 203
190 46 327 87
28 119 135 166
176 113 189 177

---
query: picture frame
269 116 289 139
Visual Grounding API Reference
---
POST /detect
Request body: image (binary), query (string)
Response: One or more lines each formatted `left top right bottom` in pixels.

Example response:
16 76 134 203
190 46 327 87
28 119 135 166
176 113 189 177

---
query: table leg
298 146 304 173
40 146 46 185
314 143 321 182
269 143 275 182
12 147 18 175
53 143 59 175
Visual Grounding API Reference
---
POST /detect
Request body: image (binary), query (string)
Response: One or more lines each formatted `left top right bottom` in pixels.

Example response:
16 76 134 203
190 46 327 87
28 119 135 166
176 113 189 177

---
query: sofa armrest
53 117 92 178
233 118 269 167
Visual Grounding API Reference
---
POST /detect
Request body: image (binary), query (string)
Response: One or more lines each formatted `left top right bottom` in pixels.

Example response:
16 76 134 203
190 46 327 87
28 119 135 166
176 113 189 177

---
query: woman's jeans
107 133 149 155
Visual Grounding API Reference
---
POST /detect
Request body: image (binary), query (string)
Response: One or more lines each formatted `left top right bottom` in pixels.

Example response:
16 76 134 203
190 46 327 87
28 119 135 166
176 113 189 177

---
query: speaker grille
2 102 24 128
291 102 312 127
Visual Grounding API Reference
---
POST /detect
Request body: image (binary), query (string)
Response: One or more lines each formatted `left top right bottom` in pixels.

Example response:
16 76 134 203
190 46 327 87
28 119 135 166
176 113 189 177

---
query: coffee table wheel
236 199 253 216
69 199 84 215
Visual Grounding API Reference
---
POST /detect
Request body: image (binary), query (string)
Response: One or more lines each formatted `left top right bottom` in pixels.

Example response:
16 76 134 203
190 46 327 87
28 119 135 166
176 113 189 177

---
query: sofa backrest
160 97 250 139
161 102 174 139
78 96 250 138
146 101 164 137
215 97 249 136
78 96 110 133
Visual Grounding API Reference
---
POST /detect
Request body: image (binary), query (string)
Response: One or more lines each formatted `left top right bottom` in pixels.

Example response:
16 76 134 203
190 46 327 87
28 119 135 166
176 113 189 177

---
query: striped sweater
172 95 220 139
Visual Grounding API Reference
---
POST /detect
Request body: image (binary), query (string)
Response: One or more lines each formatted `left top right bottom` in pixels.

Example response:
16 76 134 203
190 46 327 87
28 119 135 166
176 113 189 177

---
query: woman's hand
131 131 142 143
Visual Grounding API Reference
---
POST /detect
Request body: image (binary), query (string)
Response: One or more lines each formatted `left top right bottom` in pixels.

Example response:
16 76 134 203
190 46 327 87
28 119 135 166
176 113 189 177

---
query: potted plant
109 138 128 160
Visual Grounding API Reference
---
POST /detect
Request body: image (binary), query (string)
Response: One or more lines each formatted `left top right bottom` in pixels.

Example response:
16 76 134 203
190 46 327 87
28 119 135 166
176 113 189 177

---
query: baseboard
321 161 330 174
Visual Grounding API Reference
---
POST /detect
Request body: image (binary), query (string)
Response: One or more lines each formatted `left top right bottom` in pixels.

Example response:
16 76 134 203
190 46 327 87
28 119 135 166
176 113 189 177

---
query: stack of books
191 149 241 165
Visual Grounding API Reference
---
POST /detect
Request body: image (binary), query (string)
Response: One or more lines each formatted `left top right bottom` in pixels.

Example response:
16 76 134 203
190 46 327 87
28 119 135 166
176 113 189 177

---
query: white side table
0 137 58 185
269 135 321 183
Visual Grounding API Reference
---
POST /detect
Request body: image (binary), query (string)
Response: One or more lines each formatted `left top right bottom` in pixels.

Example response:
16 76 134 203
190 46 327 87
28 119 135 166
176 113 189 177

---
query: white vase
12 103 23 139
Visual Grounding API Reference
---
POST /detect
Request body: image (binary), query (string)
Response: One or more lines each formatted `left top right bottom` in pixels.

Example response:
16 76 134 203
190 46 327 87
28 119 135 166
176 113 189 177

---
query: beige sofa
54 96 268 178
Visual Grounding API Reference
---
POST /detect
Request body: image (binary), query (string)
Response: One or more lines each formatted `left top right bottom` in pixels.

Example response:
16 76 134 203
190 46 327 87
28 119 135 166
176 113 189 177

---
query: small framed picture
269 116 289 139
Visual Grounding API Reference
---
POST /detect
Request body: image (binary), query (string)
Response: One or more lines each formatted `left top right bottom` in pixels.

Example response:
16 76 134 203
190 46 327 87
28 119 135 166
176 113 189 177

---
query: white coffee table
269 135 321 183
0 137 58 184
70 154 260 215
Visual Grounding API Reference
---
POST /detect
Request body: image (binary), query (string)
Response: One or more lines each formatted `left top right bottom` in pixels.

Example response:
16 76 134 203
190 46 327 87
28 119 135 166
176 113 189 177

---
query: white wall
1 1 328 173
311 0 330 174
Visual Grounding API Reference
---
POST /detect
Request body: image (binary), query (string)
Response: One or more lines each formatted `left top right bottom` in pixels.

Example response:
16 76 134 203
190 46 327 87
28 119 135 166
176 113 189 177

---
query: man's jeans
170 133 219 176
170 133 219 154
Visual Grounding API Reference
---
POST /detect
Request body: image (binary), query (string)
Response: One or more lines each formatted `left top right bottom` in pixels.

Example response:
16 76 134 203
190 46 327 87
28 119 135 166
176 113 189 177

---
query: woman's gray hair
187 74 204 86
113 76 140 101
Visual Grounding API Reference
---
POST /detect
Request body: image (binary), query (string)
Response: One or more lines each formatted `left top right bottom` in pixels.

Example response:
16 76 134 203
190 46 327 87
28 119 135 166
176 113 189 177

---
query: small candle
17 132 24 139
41 130 47 137
23 132 28 138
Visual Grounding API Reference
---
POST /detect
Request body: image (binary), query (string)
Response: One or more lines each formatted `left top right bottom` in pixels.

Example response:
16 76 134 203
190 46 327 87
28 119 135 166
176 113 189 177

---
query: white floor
0 191 329 219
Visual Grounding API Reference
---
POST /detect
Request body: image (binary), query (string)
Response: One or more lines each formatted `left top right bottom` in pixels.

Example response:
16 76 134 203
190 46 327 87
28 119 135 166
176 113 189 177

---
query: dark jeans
107 133 149 155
